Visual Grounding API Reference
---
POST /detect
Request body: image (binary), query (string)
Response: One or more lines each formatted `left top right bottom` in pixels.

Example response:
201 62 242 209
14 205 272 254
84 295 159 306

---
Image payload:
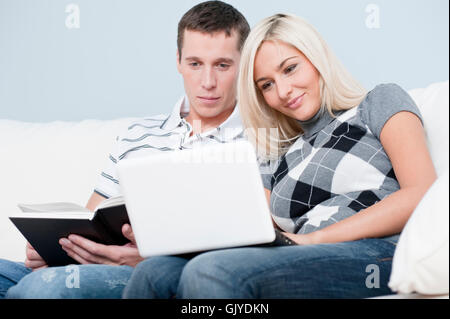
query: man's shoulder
117 114 169 136
110 113 174 157
126 114 169 130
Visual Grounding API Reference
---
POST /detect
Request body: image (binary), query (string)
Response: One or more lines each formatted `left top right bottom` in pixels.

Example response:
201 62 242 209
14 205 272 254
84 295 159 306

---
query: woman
123 14 436 299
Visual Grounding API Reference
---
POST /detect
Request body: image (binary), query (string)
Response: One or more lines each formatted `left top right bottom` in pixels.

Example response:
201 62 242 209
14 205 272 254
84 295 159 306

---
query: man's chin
191 112 222 122
188 107 234 124
192 106 224 118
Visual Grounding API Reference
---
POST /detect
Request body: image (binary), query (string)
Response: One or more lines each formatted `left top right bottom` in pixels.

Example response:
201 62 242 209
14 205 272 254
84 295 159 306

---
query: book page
10 211 94 219
95 195 125 211
18 202 90 213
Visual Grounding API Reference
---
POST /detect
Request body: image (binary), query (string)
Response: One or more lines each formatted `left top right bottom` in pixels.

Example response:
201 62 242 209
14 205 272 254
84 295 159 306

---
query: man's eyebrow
215 58 235 64
255 56 298 84
184 57 235 64
184 56 199 62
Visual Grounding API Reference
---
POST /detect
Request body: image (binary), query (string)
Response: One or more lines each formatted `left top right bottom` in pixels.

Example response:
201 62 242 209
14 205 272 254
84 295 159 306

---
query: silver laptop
117 140 275 257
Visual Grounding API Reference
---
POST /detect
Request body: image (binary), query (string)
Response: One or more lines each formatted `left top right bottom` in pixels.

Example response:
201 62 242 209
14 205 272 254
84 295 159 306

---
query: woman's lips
286 93 306 110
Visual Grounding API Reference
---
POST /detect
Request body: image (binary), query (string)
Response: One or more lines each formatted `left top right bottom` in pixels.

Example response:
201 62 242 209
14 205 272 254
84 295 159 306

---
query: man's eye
218 63 230 69
190 62 200 67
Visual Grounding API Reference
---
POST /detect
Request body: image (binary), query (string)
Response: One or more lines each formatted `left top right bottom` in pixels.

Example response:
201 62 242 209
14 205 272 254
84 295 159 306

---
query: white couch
0 81 448 298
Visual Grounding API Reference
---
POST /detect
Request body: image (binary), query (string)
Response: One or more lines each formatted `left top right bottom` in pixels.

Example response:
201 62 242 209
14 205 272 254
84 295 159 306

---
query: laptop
116 140 276 257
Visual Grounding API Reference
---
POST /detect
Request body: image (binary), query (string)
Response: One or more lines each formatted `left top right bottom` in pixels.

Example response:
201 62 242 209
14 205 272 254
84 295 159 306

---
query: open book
9 196 129 266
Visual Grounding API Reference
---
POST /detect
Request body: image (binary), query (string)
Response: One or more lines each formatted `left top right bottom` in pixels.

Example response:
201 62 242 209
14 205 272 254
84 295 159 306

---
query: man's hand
25 242 48 271
59 224 143 267
122 223 136 245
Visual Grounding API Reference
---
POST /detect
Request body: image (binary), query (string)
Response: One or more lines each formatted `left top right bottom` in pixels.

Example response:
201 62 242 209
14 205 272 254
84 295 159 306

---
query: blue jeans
123 238 397 299
0 259 133 299
0 260 32 298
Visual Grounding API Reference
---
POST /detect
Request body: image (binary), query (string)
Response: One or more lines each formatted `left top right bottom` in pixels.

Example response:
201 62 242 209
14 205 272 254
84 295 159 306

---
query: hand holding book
10 196 131 266
59 223 143 267
25 242 48 271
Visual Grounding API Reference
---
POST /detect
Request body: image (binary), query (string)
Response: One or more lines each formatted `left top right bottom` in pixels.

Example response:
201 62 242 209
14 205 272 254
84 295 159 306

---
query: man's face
177 30 241 128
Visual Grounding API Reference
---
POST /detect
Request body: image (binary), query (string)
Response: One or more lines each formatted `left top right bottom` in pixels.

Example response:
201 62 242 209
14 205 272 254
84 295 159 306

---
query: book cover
9 197 130 266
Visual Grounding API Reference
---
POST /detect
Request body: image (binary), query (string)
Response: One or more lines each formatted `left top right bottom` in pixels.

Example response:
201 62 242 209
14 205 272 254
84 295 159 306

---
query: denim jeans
123 238 397 299
1 260 134 299
0 260 32 298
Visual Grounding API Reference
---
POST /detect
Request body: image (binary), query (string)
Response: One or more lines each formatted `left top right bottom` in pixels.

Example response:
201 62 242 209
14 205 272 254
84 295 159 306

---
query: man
0 0 250 299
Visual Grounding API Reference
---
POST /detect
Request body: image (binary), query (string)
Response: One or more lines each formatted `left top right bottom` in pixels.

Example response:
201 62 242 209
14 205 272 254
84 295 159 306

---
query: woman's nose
276 79 293 100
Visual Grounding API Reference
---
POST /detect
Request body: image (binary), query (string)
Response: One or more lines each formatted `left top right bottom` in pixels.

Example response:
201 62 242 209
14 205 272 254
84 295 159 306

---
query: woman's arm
285 111 437 245
265 188 282 229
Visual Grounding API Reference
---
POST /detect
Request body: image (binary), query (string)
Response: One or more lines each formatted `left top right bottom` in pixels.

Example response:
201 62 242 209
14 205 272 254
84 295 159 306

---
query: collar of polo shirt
161 95 243 140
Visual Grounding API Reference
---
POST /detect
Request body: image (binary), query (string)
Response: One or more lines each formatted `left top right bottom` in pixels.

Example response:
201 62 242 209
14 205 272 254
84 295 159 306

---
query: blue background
0 0 448 122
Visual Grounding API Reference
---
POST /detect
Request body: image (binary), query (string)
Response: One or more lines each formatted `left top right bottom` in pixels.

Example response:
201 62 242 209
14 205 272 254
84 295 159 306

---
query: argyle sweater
261 84 422 241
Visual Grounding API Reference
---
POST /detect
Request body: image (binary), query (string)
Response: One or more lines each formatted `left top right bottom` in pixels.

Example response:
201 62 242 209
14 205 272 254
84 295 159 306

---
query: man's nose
201 67 217 90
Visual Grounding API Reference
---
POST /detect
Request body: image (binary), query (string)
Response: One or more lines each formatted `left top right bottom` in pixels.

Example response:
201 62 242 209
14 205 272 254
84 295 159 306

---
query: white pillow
408 81 449 177
389 170 449 295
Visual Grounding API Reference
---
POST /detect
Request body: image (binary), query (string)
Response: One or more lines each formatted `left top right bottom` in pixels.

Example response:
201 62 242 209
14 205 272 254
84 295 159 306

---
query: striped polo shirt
95 96 244 199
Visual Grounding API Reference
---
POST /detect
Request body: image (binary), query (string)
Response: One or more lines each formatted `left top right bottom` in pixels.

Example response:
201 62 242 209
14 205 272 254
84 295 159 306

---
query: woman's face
254 40 322 122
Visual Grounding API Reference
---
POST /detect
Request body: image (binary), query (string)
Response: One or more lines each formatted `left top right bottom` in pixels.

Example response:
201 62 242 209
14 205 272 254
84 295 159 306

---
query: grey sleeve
258 159 275 191
359 83 423 139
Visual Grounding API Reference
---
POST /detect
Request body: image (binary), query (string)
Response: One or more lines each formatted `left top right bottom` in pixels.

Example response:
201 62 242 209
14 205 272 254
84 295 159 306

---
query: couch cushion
408 81 449 176
0 118 135 262
388 170 449 295
388 81 449 296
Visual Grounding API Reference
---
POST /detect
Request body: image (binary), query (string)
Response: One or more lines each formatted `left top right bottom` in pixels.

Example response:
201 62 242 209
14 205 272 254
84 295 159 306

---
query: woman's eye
284 64 297 74
261 82 273 91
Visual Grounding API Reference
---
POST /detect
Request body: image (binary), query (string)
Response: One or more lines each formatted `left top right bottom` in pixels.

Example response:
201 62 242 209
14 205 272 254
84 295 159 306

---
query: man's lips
198 96 221 104
286 93 306 109
198 96 220 100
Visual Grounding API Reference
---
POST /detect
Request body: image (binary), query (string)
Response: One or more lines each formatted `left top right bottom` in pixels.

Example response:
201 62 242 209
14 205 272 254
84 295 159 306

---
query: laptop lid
117 140 275 257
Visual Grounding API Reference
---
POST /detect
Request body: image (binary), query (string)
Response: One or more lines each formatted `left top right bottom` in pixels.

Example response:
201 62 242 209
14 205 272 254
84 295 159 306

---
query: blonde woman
171 13 437 299
123 13 437 299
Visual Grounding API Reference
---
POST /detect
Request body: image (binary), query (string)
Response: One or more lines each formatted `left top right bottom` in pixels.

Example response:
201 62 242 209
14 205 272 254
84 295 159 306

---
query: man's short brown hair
177 1 250 60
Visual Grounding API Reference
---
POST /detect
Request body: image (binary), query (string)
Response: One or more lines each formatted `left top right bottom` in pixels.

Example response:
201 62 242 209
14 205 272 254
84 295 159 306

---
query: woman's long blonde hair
238 14 367 161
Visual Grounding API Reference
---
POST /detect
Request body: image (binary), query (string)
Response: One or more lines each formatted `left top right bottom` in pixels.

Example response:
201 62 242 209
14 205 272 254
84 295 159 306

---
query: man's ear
176 50 182 74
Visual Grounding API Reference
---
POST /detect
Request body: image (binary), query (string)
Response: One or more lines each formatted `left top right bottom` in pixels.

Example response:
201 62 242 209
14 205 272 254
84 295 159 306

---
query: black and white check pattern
261 84 422 235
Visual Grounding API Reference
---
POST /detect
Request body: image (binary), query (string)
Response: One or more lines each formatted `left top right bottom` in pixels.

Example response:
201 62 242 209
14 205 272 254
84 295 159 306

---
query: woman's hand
282 231 321 245
59 224 144 267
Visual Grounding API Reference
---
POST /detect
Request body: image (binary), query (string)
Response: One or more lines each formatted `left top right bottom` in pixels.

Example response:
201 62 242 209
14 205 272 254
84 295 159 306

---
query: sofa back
0 118 136 261
408 81 449 177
